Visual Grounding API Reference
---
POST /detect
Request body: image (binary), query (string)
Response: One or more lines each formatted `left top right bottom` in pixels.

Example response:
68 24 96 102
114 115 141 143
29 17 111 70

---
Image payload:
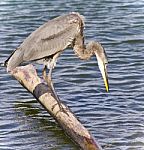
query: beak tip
104 79 109 92
106 87 109 92
106 88 109 92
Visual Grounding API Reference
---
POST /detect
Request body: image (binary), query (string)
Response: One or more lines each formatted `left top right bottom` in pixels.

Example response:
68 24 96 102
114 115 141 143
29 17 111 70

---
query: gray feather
21 13 83 61
6 48 23 72
6 12 84 71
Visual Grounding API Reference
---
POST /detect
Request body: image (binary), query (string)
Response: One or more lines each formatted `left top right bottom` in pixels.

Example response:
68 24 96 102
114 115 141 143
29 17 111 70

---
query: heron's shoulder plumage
20 12 84 61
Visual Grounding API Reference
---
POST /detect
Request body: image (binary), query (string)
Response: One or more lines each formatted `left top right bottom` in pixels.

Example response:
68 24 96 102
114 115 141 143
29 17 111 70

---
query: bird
5 12 109 113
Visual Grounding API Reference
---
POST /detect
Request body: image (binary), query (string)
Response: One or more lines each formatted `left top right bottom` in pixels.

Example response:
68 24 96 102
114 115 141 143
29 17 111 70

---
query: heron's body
5 12 109 112
5 13 85 70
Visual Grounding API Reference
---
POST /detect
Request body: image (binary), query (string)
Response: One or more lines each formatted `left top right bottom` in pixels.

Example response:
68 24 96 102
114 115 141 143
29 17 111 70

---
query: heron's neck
73 36 93 60
73 45 93 60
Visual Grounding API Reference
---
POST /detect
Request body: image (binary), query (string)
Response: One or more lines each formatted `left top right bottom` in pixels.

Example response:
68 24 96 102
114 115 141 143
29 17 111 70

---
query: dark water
0 0 144 149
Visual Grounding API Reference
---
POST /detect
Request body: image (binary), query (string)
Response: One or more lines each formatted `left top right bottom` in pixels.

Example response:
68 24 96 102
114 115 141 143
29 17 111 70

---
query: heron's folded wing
21 13 83 61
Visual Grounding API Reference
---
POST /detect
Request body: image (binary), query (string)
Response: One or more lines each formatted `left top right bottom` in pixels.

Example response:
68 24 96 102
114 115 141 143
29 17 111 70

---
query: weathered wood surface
10 64 102 150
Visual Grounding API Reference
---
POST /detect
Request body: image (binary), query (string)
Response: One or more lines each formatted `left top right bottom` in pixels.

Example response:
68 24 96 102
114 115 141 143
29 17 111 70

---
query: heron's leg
47 66 60 102
42 65 47 81
47 64 69 115
42 63 58 101
44 52 69 115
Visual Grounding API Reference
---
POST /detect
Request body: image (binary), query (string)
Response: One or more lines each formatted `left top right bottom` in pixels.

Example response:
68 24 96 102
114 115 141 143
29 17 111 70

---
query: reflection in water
0 0 144 149
14 99 79 149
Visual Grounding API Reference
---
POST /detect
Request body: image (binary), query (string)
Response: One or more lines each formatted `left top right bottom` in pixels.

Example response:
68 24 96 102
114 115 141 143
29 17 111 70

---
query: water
0 0 144 149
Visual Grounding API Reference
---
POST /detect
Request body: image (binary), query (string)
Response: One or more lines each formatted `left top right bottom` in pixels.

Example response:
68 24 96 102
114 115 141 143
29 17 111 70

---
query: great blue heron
5 12 109 112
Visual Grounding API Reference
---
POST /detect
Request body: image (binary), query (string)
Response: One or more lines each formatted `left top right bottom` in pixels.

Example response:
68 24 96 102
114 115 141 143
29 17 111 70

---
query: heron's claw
52 101 69 116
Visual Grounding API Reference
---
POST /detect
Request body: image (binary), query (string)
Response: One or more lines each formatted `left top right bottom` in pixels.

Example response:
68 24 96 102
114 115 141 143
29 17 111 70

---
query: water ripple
0 0 144 149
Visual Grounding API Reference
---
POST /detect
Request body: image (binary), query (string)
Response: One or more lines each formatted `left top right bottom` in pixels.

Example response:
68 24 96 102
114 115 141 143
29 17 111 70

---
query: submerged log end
10 64 103 150
84 136 102 150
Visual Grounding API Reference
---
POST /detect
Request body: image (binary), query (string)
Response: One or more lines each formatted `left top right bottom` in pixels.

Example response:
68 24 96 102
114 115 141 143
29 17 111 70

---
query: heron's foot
52 99 69 116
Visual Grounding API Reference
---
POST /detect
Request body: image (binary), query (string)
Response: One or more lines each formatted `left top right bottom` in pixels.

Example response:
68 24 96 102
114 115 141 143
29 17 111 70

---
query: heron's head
87 41 109 92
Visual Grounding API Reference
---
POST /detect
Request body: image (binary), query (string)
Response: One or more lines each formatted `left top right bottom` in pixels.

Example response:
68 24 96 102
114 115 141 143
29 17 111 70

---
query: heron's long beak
95 52 109 92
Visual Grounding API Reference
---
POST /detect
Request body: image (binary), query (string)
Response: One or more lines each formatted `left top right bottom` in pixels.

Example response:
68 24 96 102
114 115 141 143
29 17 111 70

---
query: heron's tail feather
5 48 23 72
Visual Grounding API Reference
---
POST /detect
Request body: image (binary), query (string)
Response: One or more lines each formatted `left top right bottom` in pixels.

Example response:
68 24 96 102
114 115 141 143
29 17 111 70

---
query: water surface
0 0 144 149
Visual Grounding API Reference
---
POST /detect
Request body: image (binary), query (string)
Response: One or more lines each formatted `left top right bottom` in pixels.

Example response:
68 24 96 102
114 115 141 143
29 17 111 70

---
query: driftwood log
10 64 102 150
